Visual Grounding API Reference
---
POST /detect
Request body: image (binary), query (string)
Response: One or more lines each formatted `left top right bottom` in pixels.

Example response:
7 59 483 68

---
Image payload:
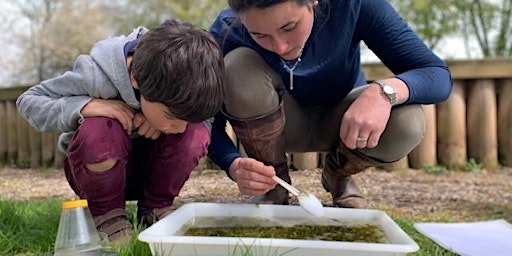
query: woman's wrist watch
373 80 397 106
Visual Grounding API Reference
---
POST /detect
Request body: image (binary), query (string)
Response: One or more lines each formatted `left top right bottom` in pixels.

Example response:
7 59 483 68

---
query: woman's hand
340 84 392 149
228 157 277 196
80 99 135 133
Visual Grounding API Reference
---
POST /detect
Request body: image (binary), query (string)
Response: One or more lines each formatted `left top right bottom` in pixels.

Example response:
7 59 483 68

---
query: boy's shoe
93 208 134 246
137 205 175 227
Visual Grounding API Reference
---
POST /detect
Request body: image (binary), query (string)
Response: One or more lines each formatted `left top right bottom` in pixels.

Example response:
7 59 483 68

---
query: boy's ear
130 72 139 89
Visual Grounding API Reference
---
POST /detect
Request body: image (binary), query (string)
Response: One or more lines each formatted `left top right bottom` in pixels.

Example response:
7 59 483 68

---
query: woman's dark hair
132 20 225 123
228 0 311 13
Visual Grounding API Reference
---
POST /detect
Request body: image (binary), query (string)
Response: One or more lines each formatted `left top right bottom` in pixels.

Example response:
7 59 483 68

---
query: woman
208 0 452 208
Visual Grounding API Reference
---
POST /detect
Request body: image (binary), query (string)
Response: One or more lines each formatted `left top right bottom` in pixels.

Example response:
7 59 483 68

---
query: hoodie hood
89 27 148 109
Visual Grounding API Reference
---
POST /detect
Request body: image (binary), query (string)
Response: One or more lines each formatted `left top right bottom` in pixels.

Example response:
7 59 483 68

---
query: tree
458 0 512 57
1 0 228 87
389 0 512 58
1 0 117 86
113 0 227 33
388 0 460 50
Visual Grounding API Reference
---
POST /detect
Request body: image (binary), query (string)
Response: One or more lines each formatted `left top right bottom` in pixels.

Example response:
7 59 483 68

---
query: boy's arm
16 55 97 132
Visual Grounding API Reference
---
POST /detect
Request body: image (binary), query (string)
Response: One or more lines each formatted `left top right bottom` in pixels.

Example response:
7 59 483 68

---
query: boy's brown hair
131 19 225 123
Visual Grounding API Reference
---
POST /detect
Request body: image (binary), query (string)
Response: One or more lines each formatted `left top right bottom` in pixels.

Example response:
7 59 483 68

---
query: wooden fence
1 59 511 171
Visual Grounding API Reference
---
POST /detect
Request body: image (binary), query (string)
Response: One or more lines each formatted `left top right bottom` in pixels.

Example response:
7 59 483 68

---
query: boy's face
140 96 188 134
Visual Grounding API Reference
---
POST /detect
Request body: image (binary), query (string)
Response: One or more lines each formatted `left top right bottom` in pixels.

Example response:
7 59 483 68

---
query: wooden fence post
6 101 18 165
42 132 55 167
16 112 30 167
292 152 319 170
467 79 498 170
408 104 437 168
436 81 467 169
383 156 409 171
0 101 6 165
498 79 512 167
29 126 42 169
54 132 65 168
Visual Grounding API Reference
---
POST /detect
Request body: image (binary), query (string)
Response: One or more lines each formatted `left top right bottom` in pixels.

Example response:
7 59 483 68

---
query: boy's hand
80 99 135 133
133 113 161 140
228 157 277 196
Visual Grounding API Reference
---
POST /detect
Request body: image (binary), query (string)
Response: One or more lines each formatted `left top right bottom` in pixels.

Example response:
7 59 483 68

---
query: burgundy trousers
63 117 209 216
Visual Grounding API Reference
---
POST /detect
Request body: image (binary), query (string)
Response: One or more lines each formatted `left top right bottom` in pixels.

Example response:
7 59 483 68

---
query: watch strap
374 80 397 106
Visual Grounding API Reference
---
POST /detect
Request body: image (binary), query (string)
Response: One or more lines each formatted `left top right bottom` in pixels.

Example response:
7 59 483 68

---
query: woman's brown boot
228 103 290 204
322 144 390 208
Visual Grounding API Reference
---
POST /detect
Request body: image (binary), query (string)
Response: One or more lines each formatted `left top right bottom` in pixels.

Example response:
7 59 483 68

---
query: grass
1 198 510 256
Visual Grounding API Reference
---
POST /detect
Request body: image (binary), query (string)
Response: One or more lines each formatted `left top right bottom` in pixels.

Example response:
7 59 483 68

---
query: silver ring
356 137 368 141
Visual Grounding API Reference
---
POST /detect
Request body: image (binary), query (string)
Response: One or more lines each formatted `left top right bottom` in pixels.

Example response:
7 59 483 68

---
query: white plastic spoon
272 176 325 217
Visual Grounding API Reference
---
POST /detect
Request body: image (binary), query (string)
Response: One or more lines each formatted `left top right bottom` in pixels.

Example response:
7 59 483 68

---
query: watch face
383 85 395 94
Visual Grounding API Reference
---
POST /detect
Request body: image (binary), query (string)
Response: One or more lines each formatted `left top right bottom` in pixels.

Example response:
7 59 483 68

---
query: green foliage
392 218 459 256
16 158 31 169
388 0 460 50
2 0 118 84
0 199 151 256
389 0 512 58
0 199 61 255
465 158 482 173
457 0 512 57
422 165 449 175
1 0 228 86
112 0 227 32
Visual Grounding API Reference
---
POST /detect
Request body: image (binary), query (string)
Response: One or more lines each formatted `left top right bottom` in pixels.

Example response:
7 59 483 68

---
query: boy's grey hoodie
17 27 211 154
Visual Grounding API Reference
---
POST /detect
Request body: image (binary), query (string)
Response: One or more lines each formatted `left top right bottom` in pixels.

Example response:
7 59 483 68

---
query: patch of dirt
1 166 511 219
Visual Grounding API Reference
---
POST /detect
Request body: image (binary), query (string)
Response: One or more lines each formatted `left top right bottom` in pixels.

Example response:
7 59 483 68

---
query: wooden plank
362 58 512 81
445 59 512 79
0 86 31 101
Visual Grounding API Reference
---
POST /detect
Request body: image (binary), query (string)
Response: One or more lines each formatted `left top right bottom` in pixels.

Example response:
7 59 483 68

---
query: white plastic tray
138 202 419 256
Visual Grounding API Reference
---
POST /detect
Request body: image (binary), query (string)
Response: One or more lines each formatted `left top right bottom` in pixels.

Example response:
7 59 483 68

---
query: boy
16 20 225 244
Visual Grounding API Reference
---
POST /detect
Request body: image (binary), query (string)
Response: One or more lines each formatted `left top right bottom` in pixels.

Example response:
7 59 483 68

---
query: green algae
183 217 386 243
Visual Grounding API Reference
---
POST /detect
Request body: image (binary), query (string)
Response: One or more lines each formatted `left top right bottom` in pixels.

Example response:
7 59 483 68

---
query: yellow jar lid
62 199 88 209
